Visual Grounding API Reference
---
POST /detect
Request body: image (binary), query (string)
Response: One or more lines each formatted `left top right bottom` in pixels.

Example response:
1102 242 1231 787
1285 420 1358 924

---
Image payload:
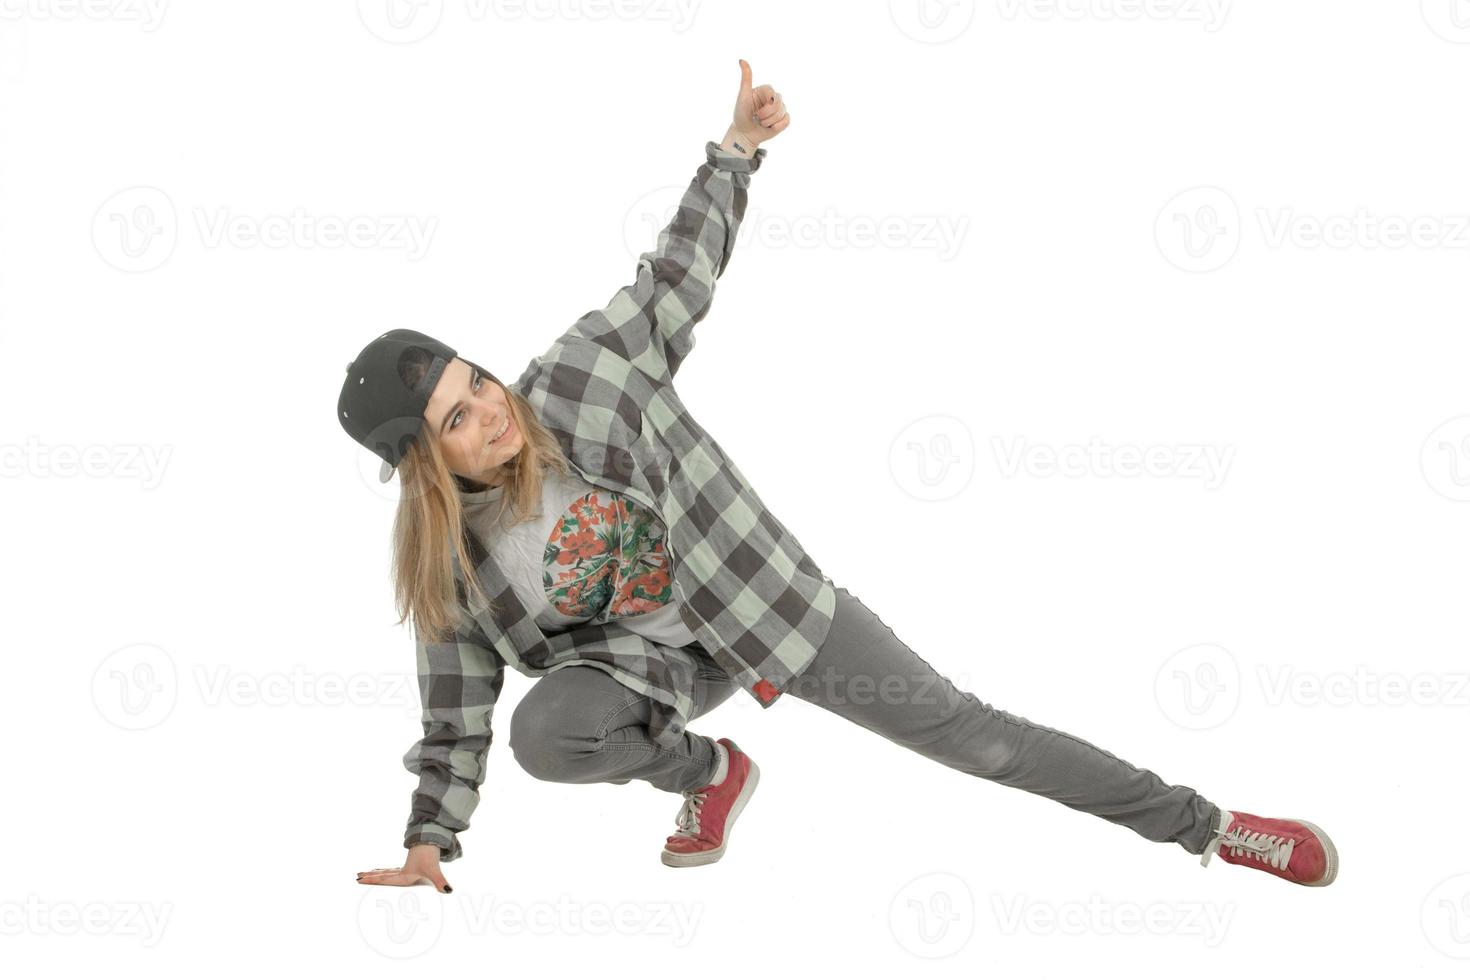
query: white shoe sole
1287 816 1339 887
661 757 761 868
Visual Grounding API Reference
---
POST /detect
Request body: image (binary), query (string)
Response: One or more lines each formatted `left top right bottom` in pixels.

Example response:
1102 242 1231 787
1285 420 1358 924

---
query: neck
464 471 505 493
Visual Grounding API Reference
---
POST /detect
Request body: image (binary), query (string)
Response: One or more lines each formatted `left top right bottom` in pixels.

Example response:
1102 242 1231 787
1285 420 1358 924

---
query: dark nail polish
444 885 453 893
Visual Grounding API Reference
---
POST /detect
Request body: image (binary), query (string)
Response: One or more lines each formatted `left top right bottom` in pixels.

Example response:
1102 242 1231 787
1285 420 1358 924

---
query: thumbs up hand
729 58 789 151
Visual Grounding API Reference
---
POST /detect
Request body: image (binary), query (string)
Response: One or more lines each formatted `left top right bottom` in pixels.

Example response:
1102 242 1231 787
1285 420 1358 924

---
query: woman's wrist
720 125 759 158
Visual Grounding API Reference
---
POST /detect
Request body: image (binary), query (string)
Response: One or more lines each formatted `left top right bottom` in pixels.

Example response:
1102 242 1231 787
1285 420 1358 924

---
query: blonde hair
389 362 572 644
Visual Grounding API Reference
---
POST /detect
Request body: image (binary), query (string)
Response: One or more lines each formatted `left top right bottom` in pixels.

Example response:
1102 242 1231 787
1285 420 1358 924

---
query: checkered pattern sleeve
564 140 767 381
400 611 506 863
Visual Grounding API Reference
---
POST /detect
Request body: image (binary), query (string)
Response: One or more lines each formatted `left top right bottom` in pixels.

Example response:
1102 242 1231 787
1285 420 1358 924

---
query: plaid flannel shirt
402 140 838 862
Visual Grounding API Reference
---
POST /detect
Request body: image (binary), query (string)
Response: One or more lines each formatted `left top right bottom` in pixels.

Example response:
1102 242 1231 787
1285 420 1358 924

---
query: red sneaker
1200 808 1338 886
661 737 760 868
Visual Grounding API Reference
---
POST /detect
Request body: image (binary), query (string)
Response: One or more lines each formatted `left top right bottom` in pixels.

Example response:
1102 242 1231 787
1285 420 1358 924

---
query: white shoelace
670 790 708 839
1201 823 1296 870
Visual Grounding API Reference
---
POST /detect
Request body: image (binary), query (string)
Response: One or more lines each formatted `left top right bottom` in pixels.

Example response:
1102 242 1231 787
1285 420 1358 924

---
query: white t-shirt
458 466 700 649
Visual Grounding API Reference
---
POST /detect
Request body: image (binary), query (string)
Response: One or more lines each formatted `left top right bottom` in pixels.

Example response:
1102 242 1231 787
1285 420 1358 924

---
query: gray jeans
508 584 1222 855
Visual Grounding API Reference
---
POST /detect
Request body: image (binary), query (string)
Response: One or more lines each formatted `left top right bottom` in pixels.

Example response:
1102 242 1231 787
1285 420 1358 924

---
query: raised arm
561 60 791 382
400 613 506 864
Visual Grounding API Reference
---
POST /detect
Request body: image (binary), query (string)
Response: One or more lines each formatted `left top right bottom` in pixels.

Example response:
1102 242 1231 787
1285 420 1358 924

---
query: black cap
338 329 458 483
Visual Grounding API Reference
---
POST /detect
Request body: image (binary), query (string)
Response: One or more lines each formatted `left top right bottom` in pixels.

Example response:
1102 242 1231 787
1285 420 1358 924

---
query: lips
488 415 513 446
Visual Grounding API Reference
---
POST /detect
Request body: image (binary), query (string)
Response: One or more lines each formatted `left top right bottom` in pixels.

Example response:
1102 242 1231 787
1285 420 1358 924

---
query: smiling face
422 357 525 488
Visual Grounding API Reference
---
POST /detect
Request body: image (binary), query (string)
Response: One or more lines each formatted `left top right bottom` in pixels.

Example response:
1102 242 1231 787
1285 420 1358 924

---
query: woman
344 60 1337 892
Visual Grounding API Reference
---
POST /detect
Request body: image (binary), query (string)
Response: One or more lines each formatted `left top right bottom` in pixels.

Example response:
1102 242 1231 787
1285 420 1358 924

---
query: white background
3 0 1468 973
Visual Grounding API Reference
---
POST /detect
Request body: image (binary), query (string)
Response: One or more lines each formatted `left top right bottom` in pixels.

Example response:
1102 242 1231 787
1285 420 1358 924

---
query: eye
449 369 483 431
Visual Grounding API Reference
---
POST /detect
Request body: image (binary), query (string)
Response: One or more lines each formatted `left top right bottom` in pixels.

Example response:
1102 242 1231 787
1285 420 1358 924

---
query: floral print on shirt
543 490 675 620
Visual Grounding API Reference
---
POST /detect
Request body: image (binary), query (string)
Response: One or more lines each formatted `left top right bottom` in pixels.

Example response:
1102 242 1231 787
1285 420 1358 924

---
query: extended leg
785 585 1222 854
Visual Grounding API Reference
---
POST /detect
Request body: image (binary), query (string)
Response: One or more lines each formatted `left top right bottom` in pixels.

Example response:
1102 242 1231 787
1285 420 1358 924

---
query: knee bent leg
508 700 589 782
